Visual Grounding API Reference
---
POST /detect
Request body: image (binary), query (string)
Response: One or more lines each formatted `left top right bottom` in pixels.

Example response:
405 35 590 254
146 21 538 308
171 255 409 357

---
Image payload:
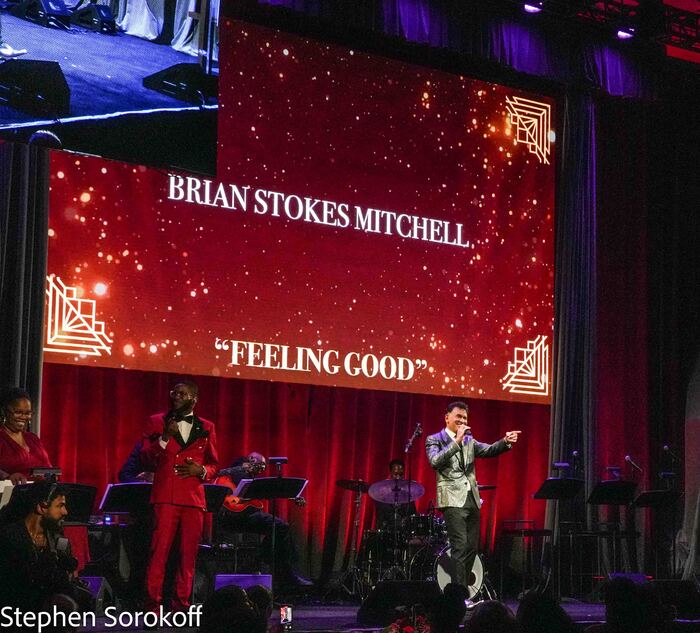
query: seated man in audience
0 480 89 612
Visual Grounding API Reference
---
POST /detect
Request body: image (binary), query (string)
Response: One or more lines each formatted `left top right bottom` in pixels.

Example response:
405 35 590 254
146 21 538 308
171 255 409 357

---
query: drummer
373 459 417 532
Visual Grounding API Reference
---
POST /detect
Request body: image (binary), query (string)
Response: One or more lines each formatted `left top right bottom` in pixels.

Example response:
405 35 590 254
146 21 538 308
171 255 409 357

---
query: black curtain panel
0 142 50 423
546 92 597 541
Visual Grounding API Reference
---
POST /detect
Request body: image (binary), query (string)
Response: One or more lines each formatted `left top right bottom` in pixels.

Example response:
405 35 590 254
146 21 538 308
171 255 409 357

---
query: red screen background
45 21 555 404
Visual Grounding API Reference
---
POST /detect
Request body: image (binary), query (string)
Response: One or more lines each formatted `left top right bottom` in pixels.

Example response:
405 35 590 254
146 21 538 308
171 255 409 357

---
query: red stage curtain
40 362 550 579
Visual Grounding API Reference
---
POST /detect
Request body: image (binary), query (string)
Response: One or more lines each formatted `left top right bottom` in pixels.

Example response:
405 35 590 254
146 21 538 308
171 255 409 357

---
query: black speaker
80 576 113 616
71 3 117 33
10 0 72 28
651 579 700 618
357 580 442 626
143 63 218 105
0 60 70 117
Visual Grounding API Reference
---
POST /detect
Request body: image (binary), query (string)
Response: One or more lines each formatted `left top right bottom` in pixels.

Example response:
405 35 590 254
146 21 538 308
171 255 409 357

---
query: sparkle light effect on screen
45 21 555 403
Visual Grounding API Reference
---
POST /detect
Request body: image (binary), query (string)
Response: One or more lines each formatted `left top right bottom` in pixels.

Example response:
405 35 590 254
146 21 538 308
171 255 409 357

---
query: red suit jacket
140 412 219 509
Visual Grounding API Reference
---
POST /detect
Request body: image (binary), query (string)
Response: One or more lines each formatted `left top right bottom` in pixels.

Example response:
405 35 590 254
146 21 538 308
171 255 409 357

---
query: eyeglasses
169 389 194 399
8 408 33 418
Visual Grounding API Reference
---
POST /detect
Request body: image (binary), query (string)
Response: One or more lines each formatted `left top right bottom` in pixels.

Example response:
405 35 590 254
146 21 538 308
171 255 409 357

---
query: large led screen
44 21 555 403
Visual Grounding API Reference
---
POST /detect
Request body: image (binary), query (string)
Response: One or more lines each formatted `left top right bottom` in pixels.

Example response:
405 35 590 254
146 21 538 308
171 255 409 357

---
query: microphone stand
661 446 681 578
400 424 421 578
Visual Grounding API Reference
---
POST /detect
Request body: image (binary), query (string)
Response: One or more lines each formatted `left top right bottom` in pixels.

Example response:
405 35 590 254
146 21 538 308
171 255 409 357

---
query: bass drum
409 543 484 599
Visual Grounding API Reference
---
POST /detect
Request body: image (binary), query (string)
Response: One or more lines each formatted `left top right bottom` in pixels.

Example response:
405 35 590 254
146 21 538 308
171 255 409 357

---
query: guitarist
217 452 311 589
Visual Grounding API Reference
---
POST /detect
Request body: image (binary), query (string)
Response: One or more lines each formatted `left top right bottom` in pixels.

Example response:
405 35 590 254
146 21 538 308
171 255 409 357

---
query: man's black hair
27 480 67 509
173 379 198 397
388 458 405 471
446 401 468 414
0 481 67 526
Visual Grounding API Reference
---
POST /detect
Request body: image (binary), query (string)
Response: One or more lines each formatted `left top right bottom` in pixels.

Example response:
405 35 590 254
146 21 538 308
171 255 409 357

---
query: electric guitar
216 474 265 513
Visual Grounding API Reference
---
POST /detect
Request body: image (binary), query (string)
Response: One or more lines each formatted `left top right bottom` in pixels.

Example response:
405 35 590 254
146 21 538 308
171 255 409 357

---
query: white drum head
435 545 483 599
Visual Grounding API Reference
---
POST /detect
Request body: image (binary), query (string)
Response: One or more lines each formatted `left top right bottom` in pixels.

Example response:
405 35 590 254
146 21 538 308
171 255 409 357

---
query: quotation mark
414 359 428 370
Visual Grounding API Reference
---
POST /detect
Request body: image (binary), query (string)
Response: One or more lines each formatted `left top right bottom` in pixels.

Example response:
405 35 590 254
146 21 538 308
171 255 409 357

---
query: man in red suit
141 380 218 612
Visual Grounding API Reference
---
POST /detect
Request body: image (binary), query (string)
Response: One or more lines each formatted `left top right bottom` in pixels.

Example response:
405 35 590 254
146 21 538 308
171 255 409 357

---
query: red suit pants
145 503 203 611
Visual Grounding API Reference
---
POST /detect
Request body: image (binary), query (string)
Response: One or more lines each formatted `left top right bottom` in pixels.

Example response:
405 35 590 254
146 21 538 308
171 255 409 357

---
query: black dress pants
442 490 480 588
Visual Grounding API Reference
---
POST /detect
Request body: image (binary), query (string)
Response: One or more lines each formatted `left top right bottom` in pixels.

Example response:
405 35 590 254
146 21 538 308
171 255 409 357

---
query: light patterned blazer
425 428 510 509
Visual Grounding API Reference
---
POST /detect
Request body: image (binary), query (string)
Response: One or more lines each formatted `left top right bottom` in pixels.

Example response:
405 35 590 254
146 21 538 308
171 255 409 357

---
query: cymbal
336 479 369 493
369 479 425 504
478 484 497 491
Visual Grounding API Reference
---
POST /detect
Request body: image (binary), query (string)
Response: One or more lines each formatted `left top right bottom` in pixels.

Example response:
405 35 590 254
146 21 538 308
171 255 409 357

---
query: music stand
633 489 682 579
234 477 308 501
12 482 96 525
61 483 98 525
533 478 584 600
204 484 229 513
534 477 584 501
588 480 638 577
8 483 97 525
99 482 152 515
233 477 308 597
633 489 681 508
587 480 637 506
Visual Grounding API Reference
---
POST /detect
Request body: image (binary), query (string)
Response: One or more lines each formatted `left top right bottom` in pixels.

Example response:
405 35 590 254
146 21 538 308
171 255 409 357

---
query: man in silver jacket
425 401 521 591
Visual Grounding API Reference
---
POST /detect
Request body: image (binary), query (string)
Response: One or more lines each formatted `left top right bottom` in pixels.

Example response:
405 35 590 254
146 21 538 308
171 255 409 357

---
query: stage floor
0 12 214 127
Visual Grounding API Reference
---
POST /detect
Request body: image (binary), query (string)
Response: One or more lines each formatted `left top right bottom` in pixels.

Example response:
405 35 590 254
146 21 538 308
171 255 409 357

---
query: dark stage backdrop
595 95 651 487
40 362 549 579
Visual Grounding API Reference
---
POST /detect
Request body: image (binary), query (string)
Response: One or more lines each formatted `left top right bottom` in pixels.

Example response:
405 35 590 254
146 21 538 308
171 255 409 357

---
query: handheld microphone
625 455 644 472
572 450 580 459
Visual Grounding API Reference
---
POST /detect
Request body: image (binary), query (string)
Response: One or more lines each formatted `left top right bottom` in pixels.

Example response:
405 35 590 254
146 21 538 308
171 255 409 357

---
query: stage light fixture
523 2 544 13
616 27 635 40
502 0 697 52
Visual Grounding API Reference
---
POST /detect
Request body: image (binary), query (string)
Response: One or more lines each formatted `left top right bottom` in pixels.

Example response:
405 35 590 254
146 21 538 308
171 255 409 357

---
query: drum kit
335 477 498 600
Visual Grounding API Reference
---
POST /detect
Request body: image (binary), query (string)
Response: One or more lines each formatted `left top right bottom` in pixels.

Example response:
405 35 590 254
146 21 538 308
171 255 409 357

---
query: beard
41 515 64 533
